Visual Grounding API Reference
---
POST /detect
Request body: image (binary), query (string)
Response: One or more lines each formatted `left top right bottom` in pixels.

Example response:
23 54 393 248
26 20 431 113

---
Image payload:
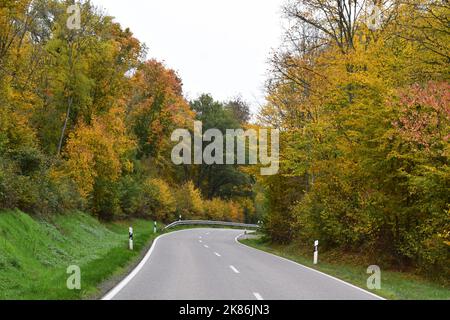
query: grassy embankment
0 210 160 300
240 237 450 300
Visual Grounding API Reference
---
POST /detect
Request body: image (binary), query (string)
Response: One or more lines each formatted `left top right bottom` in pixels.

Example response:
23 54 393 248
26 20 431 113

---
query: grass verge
0 210 160 300
240 238 450 300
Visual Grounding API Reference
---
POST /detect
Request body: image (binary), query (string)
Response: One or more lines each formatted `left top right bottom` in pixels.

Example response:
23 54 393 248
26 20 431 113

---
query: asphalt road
105 228 382 300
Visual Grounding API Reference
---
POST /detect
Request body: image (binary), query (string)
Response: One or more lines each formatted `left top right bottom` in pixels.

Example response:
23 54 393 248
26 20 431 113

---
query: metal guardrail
164 220 260 230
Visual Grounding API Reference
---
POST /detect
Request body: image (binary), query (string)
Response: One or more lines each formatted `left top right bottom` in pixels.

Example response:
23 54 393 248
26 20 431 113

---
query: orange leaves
62 108 135 199
394 81 450 149
131 59 193 127
128 59 194 159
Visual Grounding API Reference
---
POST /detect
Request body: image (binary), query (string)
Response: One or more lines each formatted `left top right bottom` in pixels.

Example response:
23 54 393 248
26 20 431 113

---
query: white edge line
253 292 264 300
234 234 386 300
214 252 221 257
230 265 240 274
102 229 191 300
204 245 209 248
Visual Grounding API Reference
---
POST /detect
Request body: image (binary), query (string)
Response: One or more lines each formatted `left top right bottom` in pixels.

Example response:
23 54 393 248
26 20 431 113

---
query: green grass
240 238 450 300
3 211 445 301
0 210 160 300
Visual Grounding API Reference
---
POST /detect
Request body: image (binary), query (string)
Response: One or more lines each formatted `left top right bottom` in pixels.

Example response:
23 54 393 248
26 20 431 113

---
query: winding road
103 228 383 300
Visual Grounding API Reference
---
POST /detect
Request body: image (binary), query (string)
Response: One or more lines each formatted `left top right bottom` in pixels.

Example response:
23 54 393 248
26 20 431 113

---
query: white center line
229 265 240 274
204 245 209 248
253 292 263 300
199 240 202 243
214 252 221 257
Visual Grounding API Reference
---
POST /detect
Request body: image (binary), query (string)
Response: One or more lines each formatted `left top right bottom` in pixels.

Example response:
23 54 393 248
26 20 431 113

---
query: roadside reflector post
179 215 182 221
129 227 133 250
154 221 157 234
313 240 319 264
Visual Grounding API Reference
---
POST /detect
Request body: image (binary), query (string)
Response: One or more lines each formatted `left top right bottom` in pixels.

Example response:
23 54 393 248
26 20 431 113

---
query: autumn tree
258 0 450 276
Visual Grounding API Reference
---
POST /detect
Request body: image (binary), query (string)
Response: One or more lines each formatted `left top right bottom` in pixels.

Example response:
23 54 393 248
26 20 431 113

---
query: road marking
229 265 240 274
253 292 263 300
204 245 209 248
199 236 202 239
103 228 239 300
102 229 189 300
234 234 386 300
206 232 210 235
214 252 221 257
199 240 203 243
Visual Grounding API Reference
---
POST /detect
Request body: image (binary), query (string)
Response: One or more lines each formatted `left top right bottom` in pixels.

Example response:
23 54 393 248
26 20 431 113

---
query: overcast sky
90 0 285 115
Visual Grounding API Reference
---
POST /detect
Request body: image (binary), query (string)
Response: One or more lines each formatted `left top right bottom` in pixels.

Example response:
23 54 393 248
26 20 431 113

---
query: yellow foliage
175 181 204 219
61 108 135 199
143 178 176 221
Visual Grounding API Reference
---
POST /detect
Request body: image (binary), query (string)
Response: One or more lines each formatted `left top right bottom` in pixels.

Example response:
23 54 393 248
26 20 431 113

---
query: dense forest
0 0 449 280
0 0 258 224
256 0 449 278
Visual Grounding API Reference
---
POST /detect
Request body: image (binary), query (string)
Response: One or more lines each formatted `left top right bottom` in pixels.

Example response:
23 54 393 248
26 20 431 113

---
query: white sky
90 0 285 115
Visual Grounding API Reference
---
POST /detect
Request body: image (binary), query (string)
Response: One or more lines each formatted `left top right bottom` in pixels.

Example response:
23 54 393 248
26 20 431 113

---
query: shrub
175 181 204 219
227 201 244 222
118 175 144 217
8 147 44 176
237 198 257 223
90 179 122 221
203 198 245 222
142 178 176 222
204 198 228 221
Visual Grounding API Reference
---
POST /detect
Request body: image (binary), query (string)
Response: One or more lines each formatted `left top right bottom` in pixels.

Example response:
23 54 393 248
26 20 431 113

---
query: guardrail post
129 227 133 250
313 240 319 264
154 221 157 234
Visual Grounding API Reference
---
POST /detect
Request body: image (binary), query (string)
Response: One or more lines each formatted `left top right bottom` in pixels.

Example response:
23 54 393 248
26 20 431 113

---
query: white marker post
129 227 133 250
313 240 319 264
153 221 157 234
179 215 182 221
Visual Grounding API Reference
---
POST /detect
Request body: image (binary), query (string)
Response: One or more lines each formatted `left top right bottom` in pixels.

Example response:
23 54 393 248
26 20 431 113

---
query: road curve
104 228 383 300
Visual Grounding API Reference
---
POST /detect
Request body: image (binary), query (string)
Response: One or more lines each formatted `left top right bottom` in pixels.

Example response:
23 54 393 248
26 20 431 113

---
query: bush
237 198 257 223
204 198 228 221
0 154 82 216
227 201 245 222
203 198 245 222
175 181 204 219
118 175 144 217
8 147 44 176
142 178 176 222
0 159 21 209
91 179 122 221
